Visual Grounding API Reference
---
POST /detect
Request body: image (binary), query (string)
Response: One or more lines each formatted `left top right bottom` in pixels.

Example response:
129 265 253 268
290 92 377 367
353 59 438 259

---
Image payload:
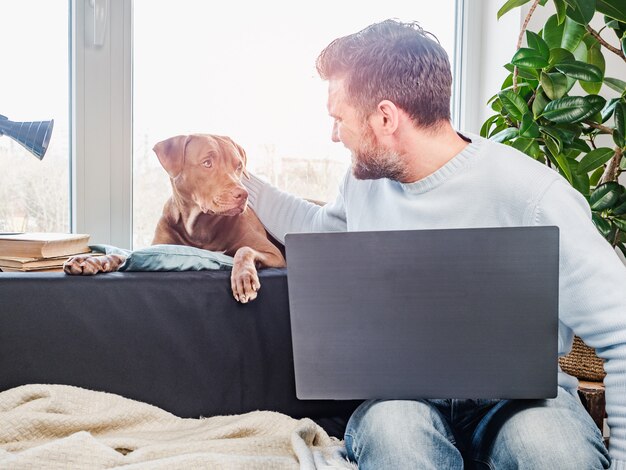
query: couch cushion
92 244 234 271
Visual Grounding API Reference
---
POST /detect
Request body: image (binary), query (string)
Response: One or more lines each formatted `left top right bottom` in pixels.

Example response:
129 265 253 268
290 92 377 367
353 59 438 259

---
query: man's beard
351 125 407 181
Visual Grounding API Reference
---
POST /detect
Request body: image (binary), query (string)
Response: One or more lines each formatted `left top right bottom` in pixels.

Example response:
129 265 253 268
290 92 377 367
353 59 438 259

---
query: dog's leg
63 254 127 275
231 246 284 303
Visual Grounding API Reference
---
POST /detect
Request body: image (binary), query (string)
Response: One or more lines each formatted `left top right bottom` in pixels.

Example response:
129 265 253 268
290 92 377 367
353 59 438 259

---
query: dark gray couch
0 269 360 437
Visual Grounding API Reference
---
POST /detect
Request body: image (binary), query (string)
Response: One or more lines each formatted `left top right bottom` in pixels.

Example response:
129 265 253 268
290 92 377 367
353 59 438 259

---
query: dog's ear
153 135 190 178
223 136 249 178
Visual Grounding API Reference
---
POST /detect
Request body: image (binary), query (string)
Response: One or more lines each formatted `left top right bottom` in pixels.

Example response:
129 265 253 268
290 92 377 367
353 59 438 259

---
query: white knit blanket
0 384 356 470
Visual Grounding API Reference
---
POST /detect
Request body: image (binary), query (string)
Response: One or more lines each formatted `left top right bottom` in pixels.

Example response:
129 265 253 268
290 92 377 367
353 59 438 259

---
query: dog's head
153 134 250 216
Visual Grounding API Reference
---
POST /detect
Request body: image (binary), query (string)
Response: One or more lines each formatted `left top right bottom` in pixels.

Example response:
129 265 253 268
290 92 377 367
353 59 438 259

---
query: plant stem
586 26 626 62
526 89 537 108
599 147 624 184
514 0 541 92
585 121 615 134
611 228 620 248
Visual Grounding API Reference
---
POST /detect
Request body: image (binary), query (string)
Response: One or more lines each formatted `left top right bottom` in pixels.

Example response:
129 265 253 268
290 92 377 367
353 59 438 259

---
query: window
0 0 70 233
2 1 473 247
132 1 457 248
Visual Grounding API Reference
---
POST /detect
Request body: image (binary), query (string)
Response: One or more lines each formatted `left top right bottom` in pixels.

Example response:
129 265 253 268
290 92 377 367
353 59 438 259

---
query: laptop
284 226 559 400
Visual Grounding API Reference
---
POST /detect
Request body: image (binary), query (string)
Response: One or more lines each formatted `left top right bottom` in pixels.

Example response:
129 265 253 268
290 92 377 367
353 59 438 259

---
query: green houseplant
483 0 626 382
482 0 626 258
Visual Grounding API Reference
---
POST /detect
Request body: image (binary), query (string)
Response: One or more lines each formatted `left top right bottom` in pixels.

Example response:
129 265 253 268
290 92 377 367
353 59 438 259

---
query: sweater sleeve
243 173 348 243
533 179 626 468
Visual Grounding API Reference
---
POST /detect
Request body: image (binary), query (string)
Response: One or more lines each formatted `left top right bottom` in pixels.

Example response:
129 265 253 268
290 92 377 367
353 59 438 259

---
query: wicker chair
559 336 607 444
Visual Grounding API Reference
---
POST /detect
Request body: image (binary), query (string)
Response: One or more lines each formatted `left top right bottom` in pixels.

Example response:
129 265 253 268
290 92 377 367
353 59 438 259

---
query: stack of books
0 232 91 273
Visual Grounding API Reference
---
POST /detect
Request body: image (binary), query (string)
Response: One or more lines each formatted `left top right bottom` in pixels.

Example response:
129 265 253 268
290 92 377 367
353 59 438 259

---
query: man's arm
534 179 626 468
244 172 348 243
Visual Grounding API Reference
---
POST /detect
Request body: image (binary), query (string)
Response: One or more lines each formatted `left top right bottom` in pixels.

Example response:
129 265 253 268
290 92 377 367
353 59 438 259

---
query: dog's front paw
63 254 125 275
230 263 261 303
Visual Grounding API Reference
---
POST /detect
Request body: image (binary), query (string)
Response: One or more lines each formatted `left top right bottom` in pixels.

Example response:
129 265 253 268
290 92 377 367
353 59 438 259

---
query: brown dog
64 134 286 303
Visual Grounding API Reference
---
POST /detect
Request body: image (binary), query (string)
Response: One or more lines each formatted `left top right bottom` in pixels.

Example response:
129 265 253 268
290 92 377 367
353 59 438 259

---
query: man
245 20 624 469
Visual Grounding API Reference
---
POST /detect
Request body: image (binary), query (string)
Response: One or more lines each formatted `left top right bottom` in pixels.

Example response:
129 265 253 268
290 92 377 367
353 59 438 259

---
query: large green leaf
555 61 603 82
590 166 605 186
612 217 626 231
571 139 592 154
543 15 587 52
567 148 586 160
604 77 626 93
526 31 551 59
581 95 608 122
548 47 576 67
556 153 574 182
480 115 500 138
541 95 606 123
614 102 626 148
590 181 622 210
504 63 540 80
543 132 562 157
542 123 581 144
568 160 591 195
580 42 606 94
511 48 551 68
563 0 596 25
520 113 540 137
491 127 519 143
497 0 532 19
532 89 550 117
578 147 616 173
554 0 568 24
613 193 626 215
540 71 570 99
592 212 613 237
498 90 530 120
512 137 535 155
615 102 626 135
572 34 588 63
597 0 626 23
541 96 586 123
501 73 514 90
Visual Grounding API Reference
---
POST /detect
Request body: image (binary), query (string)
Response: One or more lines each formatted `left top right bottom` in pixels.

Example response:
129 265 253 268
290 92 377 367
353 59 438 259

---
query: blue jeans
344 387 610 469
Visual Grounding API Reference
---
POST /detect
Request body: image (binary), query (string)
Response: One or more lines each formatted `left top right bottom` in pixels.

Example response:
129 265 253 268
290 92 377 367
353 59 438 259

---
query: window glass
133 1 456 247
0 0 70 233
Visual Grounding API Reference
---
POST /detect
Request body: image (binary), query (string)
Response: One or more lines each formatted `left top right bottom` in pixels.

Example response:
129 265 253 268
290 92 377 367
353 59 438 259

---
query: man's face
327 79 405 181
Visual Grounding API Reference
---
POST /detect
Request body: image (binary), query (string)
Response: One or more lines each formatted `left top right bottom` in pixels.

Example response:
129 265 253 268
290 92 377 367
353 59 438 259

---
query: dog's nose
233 188 248 200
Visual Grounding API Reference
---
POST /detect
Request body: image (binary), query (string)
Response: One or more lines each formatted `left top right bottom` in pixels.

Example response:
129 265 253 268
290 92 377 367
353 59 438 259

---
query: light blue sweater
245 133 626 467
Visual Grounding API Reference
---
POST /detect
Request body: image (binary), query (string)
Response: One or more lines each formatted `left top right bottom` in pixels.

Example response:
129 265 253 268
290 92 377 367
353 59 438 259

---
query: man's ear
152 135 190 178
370 100 400 136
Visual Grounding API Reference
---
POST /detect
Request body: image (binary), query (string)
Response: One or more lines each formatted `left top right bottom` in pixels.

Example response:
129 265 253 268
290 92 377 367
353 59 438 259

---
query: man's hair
316 19 452 129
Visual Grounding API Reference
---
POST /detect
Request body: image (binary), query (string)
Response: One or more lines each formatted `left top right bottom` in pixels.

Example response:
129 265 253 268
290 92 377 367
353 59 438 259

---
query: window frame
71 0 133 247
72 0 518 248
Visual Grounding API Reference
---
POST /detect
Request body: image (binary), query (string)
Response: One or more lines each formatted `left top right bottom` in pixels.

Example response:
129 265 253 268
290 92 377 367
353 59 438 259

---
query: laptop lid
285 226 559 400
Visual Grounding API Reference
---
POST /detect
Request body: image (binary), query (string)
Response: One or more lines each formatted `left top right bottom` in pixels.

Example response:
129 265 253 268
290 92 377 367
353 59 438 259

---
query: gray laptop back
285 227 559 400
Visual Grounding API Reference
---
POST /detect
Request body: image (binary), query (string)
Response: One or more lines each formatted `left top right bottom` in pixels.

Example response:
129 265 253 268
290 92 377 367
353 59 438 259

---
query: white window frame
71 0 519 248
72 0 133 248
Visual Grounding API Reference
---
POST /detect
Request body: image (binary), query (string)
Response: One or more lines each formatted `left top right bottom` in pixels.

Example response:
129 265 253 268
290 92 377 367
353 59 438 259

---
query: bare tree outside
0 0 69 234
0 128 69 233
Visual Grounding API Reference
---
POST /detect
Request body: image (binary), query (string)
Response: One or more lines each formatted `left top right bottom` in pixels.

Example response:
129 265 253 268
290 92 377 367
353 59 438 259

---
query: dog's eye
202 159 212 169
